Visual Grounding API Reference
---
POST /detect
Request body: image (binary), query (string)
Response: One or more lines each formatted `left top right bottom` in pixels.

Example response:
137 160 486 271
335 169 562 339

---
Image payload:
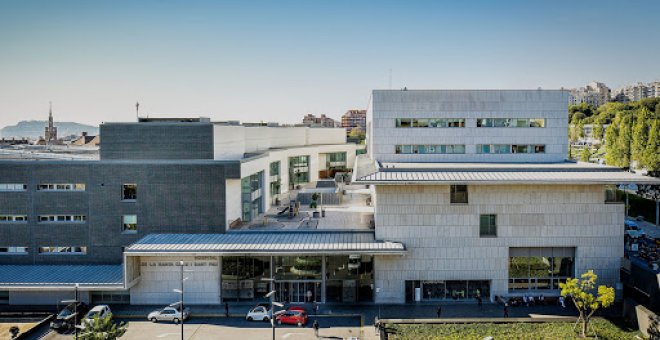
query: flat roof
0 265 124 289
126 231 406 255
354 159 660 185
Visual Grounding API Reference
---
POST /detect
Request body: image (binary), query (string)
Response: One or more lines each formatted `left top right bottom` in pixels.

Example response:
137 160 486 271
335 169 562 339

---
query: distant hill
0 120 99 139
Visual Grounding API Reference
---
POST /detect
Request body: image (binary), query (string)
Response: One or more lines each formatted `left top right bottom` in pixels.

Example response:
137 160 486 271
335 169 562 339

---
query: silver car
147 304 190 323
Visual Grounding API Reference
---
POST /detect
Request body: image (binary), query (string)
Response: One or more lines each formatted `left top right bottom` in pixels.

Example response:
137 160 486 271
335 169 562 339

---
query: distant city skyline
1 0 659 128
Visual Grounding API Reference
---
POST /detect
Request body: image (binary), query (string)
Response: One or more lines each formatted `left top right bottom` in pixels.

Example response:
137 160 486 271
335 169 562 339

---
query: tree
348 126 365 139
559 270 615 338
642 120 660 172
614 116 632 168
592 116 605 143
632 108 651 168
79 313 128 340
604 124 621 166
580 145 591 162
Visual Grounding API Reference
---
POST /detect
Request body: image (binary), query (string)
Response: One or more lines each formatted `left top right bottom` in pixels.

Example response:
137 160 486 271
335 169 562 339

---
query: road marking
281 332 306 338
156 333 180 338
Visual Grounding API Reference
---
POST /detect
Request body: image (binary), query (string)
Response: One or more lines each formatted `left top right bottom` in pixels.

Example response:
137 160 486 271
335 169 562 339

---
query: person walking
436 305 442 318
313 319 320 338
503 303 509 318
225 302 229 318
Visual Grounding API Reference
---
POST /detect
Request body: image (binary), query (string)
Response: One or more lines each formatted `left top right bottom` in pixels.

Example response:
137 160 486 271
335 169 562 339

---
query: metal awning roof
0 265 124 290
354 159 660 185
125 231 406 255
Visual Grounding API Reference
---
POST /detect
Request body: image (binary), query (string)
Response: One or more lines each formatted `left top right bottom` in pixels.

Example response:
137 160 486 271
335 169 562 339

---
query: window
477 118 545 128
122 184 137 200
604 185 622 203
0 184 27 191
37 183 85 191
479 214 497 237
508 247 575 291
0 247 28 254
476 144 546 154
38 246 87 255
37 215 86 223
122 215 137 233
0 215 28 222
396 118 465 128
450 185 468 204
395 145 466 154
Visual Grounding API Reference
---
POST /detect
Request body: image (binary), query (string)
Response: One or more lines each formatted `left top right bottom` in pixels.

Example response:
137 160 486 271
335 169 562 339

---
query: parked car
148 303 190 323
276 308 307 327
83 305 111 327
50 302 89 332
246 305 271 321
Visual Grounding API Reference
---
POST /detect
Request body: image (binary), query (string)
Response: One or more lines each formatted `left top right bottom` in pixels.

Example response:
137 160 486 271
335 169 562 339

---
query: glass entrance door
275 282 321 303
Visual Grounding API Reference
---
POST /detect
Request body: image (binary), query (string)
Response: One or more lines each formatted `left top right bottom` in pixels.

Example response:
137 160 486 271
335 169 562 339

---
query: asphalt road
40 316 362 340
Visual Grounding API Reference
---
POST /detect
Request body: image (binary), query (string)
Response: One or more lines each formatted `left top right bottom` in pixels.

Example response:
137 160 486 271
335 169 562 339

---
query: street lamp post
74 283 79 340
173 261 185 340
62 283 80 340
262 278 284 340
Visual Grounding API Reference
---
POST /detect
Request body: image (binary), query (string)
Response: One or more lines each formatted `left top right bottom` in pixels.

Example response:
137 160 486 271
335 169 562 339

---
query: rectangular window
604 185 623 203
37 215 86 223
396 118 412 128
0 184 27 191
37 183 85 191
122 184 137 200
477 118 545 128
450 185 468 204
122 215 137 233
394 145 465 154
0 247 28 254
0 215 28 222
396 118 464 128
38 246 87 255
479 214 497 237
508 247 575 291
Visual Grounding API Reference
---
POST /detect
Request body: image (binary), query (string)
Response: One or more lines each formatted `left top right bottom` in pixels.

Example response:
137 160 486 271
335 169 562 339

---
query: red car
276 309 308 327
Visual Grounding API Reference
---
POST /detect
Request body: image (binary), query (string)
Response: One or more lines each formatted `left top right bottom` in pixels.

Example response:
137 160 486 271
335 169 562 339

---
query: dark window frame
479 214 497 237
450 185 468 204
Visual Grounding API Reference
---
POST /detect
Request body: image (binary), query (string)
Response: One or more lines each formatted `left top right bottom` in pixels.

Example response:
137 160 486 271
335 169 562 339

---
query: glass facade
241 171 264 222
325 255 374 303
508 247 575 291
289 156 310 187
477 118 545 128
406 280 490 301
221 255 374 304
269 161 280 204
221 256 271 302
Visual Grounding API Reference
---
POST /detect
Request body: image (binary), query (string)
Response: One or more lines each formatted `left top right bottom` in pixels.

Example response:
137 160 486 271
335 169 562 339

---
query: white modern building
355 89 659 303
1 90 659 307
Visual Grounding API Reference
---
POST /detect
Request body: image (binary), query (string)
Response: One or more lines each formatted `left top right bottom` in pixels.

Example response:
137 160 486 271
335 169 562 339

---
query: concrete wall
130 256 221 305
369 90 569 163
101 123 214 160
373 184 623 303
213 125 347 161
0 160 237 265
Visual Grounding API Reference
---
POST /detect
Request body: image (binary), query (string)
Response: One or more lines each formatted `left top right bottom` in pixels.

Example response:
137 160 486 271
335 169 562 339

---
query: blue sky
1 0 659 128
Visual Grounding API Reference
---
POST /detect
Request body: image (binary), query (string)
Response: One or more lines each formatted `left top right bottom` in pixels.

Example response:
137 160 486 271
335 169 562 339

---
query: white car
148 304 190 323
246 305 271 321
83 305 112 327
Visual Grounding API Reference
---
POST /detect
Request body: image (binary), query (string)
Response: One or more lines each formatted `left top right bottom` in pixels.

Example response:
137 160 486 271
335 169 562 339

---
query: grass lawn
0 322 38 339
390 318 640 340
